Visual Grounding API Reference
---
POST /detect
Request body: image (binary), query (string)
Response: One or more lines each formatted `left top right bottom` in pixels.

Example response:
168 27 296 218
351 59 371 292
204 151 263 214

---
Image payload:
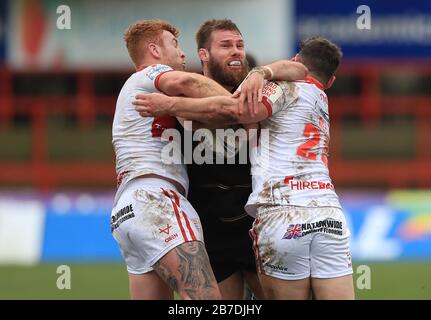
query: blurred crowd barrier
1 63 430 190
1 0 431 189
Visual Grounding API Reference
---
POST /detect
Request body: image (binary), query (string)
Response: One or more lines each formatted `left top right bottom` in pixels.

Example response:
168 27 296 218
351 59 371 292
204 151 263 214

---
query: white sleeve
138 64 174 93
261 81 297 116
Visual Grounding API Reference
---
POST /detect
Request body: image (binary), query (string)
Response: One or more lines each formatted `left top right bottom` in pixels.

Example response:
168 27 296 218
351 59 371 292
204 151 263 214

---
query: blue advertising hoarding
295 0 431 58
343 191 431 261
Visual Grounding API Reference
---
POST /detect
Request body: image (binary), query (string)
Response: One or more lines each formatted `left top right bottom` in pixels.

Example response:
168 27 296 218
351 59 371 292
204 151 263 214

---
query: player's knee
259 281 279 300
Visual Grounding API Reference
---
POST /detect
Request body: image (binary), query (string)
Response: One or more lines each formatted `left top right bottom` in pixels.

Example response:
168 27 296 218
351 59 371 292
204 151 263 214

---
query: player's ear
325 75 336 89
198 48 209 63
148 43 161 59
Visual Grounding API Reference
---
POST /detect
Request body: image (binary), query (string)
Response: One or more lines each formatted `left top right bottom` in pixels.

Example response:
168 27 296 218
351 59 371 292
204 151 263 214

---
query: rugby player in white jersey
111 19 235 300
133 37 354 300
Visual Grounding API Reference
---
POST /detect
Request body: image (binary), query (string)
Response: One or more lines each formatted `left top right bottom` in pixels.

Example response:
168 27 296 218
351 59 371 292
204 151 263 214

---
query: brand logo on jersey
282 224 302 239
111 204 135 231
314 98 329 124
347 252 352 268
262 81 284 105
191 218 201 233
146 64 172 80
165 233 178 243
319 106 330 123
159 224 172 235
266 263 289 272
284 178 335 191
282 219 343 240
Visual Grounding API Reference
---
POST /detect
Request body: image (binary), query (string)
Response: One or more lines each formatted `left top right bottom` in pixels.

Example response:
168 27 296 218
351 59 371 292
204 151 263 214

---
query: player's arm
134 92 270 126
134 93 238 128
267 60 309 82
234 60 307 116
135 80 290 125
234 79 293 124
155 71 231 98
134 66 289 127
135 70 233 128
167 95 270 125
165 95 270 125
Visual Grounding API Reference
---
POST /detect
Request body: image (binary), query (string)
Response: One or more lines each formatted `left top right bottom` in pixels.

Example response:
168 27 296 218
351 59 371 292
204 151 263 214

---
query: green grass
0 263 129 300
353 262 431 300
0 262 430 299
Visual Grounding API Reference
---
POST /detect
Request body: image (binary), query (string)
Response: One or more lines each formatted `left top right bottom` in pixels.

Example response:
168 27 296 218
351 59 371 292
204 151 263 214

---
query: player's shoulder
137 64 173 81
276 80 300 90
294 79 326 94
291 80 326 101
268 80 300 99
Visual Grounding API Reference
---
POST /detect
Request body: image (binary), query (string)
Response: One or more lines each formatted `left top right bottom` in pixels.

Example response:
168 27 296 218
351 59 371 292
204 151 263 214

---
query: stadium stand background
0 0 430 299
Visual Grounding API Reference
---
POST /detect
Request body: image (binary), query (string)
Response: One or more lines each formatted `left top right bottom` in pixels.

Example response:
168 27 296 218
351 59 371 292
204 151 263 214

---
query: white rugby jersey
245 78 341 216
112 64 188 201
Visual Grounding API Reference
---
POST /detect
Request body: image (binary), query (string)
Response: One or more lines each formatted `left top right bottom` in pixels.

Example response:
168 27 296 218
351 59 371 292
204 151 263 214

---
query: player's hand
133 93 173 117
233 72 264 117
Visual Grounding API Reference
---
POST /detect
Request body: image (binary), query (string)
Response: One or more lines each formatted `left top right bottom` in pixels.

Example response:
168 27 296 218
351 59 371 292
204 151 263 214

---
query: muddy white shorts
250 206 352 280
111 178 204 274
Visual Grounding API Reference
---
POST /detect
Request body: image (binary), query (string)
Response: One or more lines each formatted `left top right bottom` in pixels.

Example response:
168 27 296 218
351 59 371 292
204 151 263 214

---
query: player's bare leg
218 271 264 299
311 275 355 300
243 270 265 299
129 271 173 300
153 241 221 300
258 273 311 300
218 271 244 299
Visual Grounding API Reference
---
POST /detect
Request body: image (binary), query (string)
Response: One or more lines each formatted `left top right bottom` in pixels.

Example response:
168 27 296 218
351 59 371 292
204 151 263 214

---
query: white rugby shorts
250 205 352 280
111 178 204 274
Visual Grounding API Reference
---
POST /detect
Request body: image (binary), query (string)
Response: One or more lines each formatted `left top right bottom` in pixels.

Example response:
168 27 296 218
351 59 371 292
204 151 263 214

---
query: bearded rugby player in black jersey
134 19 307 299
180 19 260 299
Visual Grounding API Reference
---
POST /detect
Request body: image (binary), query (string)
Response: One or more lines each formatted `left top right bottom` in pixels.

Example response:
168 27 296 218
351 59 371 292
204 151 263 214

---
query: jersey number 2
296 119 328 166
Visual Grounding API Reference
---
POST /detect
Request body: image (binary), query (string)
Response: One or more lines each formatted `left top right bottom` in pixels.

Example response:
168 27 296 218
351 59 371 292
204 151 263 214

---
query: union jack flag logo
282 224 302 240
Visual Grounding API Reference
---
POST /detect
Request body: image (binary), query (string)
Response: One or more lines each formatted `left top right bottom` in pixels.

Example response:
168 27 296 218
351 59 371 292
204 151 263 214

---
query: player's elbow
280 61 309 80
293 62 309 80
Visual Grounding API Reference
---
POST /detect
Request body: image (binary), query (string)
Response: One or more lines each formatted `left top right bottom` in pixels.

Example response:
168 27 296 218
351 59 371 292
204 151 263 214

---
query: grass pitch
0 262 430 300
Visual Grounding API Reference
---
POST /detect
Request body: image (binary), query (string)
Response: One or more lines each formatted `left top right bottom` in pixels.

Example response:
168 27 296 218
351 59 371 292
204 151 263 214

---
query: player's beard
208 56 249 89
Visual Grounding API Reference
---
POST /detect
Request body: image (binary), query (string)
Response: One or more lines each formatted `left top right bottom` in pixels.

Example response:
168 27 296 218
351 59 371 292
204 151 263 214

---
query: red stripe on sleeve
154 70 175 93
261 96 273 117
